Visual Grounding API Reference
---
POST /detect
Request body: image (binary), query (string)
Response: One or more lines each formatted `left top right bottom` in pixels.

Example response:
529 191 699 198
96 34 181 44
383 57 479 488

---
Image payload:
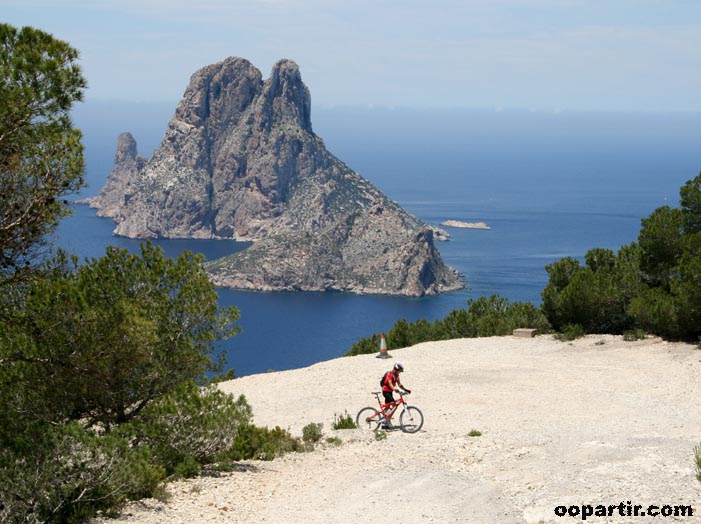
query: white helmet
394 362 404 372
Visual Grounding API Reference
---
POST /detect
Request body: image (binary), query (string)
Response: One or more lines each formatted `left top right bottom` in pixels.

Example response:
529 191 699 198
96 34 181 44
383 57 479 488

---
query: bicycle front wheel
399 406 424 433
356 407 382 430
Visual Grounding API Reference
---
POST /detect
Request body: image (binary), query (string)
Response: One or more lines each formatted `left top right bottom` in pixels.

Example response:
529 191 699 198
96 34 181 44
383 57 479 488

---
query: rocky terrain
97 335 701 524
87 57 461 296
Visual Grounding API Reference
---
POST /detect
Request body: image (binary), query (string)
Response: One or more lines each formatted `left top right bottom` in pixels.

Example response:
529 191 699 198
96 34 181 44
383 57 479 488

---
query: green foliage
0 24 87 286
671 232 701 340
126 383 253 477
225 424 302 461
344 295 551 356
468 429 482 437
0 23 256 523
554 323 585 341
1 242 241 430
638 206 684 289
623 329 647 341
346 333 381 356
627 287 679 339
695 444 701 484
461 295 551 337
209 368 237 384
332 411 357 430
0 422 165 524
172 456 201 480
542 172 701 342
0 242 243 522
680 175 701 234
542 247 641 334
302 422 324 443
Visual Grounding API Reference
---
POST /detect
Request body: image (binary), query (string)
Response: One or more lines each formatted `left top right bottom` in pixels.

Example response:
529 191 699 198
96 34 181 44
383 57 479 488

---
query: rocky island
87 57 463 296
441 220 491 230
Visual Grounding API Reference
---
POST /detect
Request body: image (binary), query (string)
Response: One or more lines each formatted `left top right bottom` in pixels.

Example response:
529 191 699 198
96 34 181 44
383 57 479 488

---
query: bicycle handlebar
372 390 411 396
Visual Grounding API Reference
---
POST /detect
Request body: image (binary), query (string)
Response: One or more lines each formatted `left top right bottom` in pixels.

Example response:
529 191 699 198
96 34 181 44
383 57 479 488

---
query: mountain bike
355 390 424 433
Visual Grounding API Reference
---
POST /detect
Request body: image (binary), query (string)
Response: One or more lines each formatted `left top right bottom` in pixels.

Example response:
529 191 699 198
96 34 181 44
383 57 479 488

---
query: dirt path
100 335 701 524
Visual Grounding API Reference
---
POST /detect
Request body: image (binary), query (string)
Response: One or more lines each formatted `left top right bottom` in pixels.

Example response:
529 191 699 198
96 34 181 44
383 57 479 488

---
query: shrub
628 287 680 340
302 422 324 443
468 429 482 437
540 174 701 342
209 368 236 384
623 329 647 341
128 382 253 476
225 424 301 461
344 295 551 356
374 429 387 441
555 323 585 341
332 411 357 430
695 444 701 484
346 333 381 356
0 422 165 524
172 455 201 479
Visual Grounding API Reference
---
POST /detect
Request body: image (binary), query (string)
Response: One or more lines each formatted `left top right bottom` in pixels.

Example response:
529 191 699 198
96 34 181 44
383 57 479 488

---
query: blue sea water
56 103 701 376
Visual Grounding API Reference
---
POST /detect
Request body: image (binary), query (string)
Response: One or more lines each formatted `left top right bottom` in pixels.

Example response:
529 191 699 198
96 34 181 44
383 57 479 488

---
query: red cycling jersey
381 370 399 392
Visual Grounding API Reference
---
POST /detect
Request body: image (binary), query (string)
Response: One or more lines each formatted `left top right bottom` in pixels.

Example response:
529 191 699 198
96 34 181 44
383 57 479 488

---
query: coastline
100 335 701 524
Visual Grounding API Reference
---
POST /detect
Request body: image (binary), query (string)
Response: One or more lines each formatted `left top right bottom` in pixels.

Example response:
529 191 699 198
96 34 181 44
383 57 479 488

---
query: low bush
302 422 323 443
345 294 551 356
555 323 585 341
332 411 357 430
0 422 165 524
623 329 647 341
374 430 387 441
224 424 302 461
127 382 253 477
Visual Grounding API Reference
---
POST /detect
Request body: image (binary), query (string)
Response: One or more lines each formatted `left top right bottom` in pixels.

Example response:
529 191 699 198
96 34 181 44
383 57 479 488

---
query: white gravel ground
97 335 701 524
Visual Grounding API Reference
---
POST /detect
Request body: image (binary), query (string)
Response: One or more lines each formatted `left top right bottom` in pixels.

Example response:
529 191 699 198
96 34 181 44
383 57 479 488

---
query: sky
3 0 701 112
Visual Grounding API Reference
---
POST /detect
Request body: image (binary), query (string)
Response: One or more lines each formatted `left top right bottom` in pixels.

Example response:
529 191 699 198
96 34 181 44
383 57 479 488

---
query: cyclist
380 362 411 416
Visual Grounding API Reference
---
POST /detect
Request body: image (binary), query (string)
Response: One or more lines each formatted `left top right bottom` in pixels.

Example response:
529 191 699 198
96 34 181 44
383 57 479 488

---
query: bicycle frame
377 391 406 419
357 390 424 433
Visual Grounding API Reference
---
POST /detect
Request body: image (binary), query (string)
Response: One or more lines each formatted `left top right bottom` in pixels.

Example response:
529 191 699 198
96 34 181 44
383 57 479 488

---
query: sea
55 101 701 376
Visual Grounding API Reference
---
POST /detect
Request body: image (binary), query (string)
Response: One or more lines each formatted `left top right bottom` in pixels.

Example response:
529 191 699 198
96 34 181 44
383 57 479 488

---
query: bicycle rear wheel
399 406 424 433
356 407 382 430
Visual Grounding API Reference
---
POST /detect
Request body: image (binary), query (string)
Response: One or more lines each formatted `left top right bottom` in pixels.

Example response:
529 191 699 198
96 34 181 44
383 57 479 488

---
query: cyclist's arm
396 378 411 394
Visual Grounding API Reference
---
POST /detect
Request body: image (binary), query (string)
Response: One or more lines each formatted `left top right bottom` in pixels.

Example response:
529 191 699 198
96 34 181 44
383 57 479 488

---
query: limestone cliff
90 57 463 296
85 132 146 219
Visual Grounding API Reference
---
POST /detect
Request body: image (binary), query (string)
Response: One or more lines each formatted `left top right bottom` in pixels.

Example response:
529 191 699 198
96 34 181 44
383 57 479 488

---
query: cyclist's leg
382 391 395 415
380 391 396 427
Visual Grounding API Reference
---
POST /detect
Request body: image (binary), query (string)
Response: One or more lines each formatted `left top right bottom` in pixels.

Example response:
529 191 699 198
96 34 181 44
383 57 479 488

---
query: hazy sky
3 0 701 111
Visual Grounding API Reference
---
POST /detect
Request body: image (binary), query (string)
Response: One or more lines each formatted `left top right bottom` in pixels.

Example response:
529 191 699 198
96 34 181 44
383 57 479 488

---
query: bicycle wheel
356 407 382 430
399 406 424 433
